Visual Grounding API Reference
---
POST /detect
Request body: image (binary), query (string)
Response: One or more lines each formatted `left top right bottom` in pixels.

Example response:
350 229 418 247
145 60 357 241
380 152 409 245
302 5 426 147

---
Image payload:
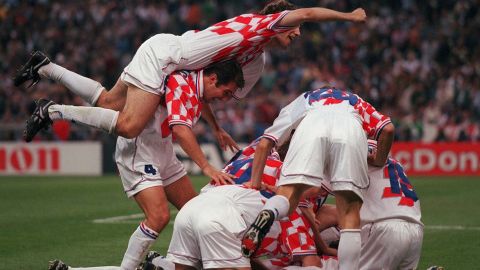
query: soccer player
15 0 366 150
359 140 423 270
164 138 285 270
241 87 395 270
47 60 244 270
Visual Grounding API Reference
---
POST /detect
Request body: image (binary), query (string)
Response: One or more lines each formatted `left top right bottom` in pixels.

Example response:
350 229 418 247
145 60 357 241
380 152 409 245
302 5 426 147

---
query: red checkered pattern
206 11 291 66
237 137 280 160
255 208 317 265
308 88 391 140
160 71 203 138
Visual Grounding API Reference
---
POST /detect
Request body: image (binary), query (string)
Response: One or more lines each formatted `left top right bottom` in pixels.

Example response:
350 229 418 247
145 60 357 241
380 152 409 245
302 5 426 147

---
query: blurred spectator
0 0 478 143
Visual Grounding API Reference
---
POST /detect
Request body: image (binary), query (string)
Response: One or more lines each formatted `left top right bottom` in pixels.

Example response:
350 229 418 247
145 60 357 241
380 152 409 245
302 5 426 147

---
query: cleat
13 51 50 88
241 209 275 257
427 267 444 270
138 251 171 270
24 99 55 142
48 259 68 270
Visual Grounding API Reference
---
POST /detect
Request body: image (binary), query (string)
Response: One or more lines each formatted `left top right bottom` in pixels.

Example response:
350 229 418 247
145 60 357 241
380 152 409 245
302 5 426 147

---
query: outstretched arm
172 125 235 185
278 7 366 27
201 104 239 152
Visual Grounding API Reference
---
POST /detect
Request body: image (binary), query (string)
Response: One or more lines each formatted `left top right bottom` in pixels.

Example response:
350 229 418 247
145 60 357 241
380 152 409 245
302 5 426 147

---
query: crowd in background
1 0 479 143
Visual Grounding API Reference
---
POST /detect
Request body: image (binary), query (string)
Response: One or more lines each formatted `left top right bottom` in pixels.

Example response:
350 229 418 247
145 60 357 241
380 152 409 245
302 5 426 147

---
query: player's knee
115 114 143 138
146 210 170 231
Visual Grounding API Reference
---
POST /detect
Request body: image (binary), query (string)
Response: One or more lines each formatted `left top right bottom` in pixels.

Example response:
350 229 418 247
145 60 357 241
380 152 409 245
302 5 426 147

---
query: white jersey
263 88 392 146
360 158 423 226
177 11 291 98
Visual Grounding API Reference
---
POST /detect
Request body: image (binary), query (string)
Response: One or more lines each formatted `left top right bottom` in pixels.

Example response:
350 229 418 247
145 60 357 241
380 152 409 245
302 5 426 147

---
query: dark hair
259 0 297 15
204 60 245 88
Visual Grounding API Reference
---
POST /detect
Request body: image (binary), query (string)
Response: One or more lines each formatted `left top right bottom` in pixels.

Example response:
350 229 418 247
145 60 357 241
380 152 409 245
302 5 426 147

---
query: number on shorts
382 159 418 206
144 164 157 175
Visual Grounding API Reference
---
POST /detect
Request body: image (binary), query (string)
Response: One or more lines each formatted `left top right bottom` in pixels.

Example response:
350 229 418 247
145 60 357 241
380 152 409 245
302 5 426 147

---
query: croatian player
359 140 423 270
15 0 366 157
164 138 285 270
242 87 395 270
47 61 244 270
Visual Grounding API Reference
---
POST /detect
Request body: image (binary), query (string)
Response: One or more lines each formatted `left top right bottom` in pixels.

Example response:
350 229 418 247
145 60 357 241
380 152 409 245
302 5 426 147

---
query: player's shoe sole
138 250 170 270
24 99 55 142
241 209 275 257
13 51 50 88
48 259 69 270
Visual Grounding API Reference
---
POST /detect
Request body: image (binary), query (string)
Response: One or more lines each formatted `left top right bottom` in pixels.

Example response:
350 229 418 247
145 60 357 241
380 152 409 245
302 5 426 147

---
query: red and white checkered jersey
360 157 423 226
262 87 392 146
156 70 204 138
180 11 292 69
255 207 317 266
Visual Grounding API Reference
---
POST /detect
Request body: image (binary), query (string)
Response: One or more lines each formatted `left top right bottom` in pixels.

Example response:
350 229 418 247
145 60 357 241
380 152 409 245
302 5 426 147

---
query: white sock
120 222 159 270
151 257 175 270
262 195 290 220
39 62 104 105
338 229 361 270
48 105 118 133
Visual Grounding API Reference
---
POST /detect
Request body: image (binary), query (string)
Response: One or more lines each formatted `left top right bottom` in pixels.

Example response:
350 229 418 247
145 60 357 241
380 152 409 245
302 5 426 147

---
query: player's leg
164 175 197 210
32 84 160 140
118 186 170 270
14 51 106 106
334 190 362 270
241 184 310 257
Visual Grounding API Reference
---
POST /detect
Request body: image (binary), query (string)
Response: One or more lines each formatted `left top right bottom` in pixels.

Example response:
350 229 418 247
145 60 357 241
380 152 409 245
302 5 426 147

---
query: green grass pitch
1 175 479 269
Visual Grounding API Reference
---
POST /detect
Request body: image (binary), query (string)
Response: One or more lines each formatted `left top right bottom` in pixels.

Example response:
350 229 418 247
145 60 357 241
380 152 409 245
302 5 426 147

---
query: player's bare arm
250 138 276 189
369 123 395 167
201 104 239 152
171 124 235 185
300 207 337 257
278 7 367 27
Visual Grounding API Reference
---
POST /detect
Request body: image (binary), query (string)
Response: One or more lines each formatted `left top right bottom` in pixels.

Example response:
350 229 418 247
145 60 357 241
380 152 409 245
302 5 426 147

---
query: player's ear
206 73 218 86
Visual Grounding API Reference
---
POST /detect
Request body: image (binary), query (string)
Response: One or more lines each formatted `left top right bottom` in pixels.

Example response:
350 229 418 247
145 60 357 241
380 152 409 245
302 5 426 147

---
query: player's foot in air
48 259 69 270
241 209 275 257
13 51 50 88
24 99 55 142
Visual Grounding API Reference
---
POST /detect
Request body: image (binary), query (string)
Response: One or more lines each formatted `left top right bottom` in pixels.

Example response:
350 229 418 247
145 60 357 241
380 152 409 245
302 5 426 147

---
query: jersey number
382 160 418 207
144 165 157 175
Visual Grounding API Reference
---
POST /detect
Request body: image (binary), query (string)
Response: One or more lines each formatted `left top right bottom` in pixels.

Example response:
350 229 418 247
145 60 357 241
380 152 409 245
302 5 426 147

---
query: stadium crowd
1 0 479 143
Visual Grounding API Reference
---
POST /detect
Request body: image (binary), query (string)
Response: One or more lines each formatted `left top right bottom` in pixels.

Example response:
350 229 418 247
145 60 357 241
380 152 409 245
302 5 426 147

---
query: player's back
178 11 290 70
360 157 422 226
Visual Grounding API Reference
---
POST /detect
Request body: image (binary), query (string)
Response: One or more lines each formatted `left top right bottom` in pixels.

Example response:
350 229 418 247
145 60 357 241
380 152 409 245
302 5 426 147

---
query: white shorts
167 185 264 269
121 33 185 95
360 219 424 270
279 108 369 199
115 132 186 198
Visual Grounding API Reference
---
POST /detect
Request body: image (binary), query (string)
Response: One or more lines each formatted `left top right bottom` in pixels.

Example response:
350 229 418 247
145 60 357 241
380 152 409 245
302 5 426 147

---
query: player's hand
350 8 367 22
214 128 240 152
202 165 235 185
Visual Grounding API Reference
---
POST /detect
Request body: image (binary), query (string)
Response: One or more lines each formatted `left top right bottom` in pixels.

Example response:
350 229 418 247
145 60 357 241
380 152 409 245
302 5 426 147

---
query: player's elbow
382 123 395 138
171 125 189 140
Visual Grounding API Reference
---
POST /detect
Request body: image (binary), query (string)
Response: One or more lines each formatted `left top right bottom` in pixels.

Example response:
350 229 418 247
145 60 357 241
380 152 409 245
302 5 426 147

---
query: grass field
1 175 479 270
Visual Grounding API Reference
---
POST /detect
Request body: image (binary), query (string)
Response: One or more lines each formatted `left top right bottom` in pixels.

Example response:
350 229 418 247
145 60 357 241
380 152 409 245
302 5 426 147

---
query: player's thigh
398 223 423 270
116 85 161 137
334 191 362 229
96 78 128 110
165 175 198 210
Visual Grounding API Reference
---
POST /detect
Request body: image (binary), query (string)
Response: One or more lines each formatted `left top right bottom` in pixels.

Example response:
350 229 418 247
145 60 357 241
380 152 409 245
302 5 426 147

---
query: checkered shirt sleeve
353 95 392 140
165 73 202 130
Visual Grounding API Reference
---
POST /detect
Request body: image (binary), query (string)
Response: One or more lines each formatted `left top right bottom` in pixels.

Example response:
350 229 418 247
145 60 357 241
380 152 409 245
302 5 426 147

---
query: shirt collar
192 69 204 100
